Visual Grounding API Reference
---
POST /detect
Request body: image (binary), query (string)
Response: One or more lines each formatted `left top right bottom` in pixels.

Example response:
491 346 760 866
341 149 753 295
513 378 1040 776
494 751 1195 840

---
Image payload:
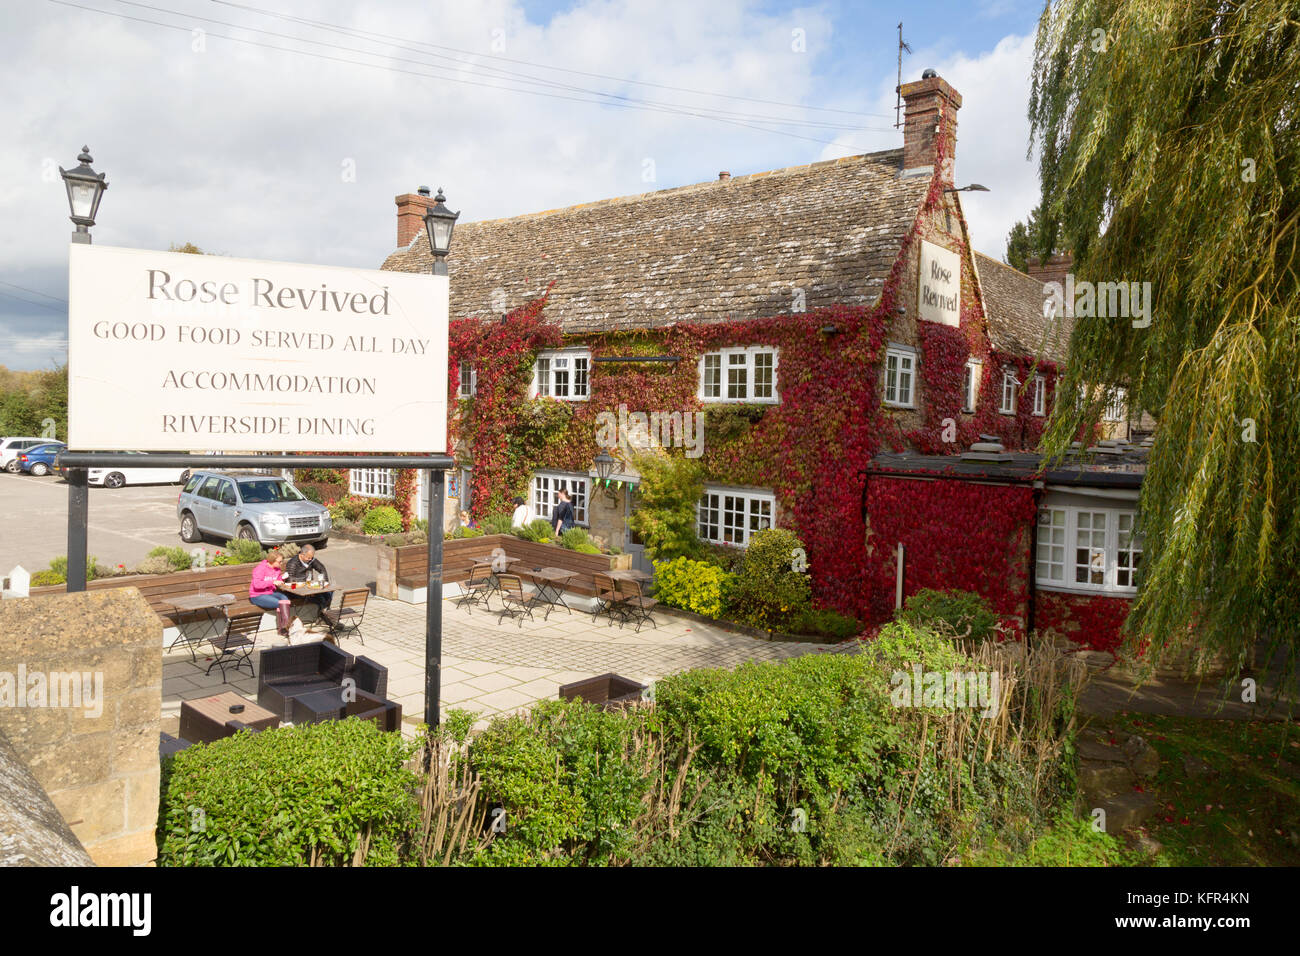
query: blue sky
0 0 1048 371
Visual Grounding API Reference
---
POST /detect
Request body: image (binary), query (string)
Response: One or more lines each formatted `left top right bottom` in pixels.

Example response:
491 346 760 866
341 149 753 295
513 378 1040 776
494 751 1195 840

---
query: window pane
537 358 550 396
727 353 748 400
702 354 721 398
753 352 774 399
573 358 589 398
722 495 746 543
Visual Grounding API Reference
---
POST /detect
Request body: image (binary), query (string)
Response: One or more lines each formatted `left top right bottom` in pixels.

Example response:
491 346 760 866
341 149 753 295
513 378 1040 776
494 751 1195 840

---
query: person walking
552 488 576 536
511 495 532 528
249 549 293 638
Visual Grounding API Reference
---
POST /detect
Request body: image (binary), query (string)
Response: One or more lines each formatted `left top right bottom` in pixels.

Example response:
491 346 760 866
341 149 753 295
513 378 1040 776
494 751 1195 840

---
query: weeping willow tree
1028 1 1300 677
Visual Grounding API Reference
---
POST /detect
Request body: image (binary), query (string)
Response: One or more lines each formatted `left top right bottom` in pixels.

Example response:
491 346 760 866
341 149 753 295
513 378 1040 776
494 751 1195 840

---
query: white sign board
67 244 447 452
918 239 961 327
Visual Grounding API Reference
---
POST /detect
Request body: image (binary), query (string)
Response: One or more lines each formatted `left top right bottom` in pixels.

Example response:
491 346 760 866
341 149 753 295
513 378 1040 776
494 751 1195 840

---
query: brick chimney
900 71 962 184
1026 253 1074 287
395 186 432 249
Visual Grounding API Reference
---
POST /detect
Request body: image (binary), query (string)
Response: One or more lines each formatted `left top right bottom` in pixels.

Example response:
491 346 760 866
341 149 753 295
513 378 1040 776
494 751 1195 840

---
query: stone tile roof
973 251 1073 364
381 149 930 332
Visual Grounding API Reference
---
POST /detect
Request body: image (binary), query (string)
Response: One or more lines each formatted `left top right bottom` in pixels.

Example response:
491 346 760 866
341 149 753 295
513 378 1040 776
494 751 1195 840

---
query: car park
15 442 67 476
1 436 51 473
177 471 330 546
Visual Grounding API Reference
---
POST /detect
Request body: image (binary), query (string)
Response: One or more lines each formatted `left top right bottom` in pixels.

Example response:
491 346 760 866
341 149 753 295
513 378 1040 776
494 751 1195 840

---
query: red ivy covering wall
1035 590 1132 654
863 475 1038 632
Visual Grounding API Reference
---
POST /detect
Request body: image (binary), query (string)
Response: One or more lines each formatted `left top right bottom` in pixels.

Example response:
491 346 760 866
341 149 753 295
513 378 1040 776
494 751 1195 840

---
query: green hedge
361 505 404 535
157 720 417 866
653 556 733 618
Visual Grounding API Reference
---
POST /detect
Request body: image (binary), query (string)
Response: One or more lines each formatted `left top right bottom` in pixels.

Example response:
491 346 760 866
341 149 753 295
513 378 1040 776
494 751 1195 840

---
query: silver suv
177 471 331 546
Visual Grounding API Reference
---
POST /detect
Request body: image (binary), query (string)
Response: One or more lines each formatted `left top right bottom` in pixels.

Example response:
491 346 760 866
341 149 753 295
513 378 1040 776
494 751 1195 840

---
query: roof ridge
447 147 904 231
973 250 1044 284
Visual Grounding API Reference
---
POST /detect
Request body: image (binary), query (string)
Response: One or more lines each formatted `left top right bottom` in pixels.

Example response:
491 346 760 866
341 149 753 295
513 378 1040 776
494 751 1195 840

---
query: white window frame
883 345 917 409
1103 386 1126 422
696 486 775 547
1033 374 1047 416
1036 505 1143 595
531 472 589 525
963 359 982 413
1000 368 1019 415
458 363 477 398
697 346 780 404
532 349 591 401
350 468 395 499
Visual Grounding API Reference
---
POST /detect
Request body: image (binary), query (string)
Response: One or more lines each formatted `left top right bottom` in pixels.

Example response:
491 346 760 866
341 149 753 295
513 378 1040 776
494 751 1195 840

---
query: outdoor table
164 592 236 662
522 567 577 620
608 568 652 583
179 691 280 744
276 580 335 624
470 555 521 596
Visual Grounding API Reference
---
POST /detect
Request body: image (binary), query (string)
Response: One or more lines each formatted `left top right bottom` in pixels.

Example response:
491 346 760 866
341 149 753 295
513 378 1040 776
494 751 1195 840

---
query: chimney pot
718 171 731 181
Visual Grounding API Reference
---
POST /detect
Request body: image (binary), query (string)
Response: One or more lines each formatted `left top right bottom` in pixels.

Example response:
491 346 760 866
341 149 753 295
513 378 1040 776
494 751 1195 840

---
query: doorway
623 487 652 575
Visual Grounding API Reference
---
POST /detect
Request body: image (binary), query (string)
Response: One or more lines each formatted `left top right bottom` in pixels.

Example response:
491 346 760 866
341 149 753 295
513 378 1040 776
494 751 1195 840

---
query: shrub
361 505 404 536
300 485 323 504
412 518 429 533
573 543 601 555
726 528 811 630
30 569 64 586
559 527 594 551
625 453 704 561
133 555 176 576
148 545 194 572
515 518 555 544
480 512 514 536
790 607 862 640
652 556 734 618
329 495 371 524
48 555 100 582
158 720 418 866
294 468 346 485
448 525 485 540
213 538 265 566
898 588 1000 643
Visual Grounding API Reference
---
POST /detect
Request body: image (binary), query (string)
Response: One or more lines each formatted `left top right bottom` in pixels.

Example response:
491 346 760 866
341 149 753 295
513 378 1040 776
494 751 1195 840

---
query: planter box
559 673 647 710
388 534 632 604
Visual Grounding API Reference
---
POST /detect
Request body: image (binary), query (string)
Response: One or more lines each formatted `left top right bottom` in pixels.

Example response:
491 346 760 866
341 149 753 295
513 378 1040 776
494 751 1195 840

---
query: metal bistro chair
496 573 545 627
320 588 370 646
207 614 261 683
592 573 630 628
615 577 659 633
455 563 494 614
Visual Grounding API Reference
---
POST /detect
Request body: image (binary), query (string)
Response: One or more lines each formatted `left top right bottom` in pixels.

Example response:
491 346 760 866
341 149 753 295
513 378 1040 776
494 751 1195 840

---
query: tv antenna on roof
894 22 913 129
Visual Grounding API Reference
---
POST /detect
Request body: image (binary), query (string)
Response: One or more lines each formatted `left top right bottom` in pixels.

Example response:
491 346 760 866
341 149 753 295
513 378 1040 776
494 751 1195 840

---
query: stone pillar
0 588 162 866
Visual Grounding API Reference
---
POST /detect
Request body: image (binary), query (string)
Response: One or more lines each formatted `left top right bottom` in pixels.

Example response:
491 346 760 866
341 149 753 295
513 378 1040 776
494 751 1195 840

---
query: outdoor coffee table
523 567 576 620
165 592 236 662
179 691 280 744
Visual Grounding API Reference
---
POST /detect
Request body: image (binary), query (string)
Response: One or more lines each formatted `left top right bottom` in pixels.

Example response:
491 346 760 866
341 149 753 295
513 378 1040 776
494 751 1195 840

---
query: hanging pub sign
917 239 961 327
67 244 447 452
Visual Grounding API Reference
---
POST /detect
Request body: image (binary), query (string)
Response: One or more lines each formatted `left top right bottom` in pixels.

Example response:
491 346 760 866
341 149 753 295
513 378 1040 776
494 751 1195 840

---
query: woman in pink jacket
249 549 292 636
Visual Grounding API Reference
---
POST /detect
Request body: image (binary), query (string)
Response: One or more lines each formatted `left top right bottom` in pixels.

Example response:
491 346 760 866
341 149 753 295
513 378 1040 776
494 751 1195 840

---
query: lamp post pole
59 147 108 592
421 186 459 729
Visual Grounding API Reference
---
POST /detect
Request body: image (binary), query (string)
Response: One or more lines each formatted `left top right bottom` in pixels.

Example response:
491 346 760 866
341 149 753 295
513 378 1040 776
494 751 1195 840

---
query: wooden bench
391 534 630 603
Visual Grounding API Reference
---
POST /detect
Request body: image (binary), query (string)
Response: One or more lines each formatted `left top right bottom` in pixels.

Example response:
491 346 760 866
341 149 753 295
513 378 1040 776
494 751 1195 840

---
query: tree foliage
1003 202 1065 273
624 452 703 562
1028 0 1300 675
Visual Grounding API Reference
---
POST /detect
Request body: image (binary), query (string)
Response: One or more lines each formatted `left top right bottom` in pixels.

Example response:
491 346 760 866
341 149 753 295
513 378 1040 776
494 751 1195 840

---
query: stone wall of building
0 588 162 866
0 728 94 866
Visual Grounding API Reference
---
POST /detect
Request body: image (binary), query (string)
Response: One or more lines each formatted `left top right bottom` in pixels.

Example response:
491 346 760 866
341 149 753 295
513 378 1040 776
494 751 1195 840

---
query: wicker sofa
257 642 390 724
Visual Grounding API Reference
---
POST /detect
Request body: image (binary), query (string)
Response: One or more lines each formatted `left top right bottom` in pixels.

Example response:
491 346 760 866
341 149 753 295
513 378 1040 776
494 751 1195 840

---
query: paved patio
161 594 847 736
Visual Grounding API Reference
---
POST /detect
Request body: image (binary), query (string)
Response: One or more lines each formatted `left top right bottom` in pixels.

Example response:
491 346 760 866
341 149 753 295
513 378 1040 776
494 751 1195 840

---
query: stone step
1092 789 1157 833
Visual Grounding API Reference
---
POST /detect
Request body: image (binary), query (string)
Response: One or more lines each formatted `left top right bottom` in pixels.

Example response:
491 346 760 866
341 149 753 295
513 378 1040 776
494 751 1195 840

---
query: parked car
177 471 331 546
16 442 67 476
1 436 51 473
84 451 191 488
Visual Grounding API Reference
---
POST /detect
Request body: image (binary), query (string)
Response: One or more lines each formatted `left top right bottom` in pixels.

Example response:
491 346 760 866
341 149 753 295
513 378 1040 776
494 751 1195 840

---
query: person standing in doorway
552 488 576 536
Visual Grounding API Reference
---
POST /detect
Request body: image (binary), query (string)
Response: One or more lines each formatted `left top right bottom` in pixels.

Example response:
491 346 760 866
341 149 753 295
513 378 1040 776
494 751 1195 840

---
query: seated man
284 544 333 621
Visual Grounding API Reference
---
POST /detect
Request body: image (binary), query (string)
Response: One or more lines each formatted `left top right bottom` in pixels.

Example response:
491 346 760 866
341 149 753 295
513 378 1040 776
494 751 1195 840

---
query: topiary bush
652 556 734 618
726 528 811 630
898 588 1001 643
157 719 418 867
361 505 404 536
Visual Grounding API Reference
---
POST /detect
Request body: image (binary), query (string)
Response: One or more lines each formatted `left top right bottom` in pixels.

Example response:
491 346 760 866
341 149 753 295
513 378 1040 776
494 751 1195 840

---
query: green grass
1110 712 1300 866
